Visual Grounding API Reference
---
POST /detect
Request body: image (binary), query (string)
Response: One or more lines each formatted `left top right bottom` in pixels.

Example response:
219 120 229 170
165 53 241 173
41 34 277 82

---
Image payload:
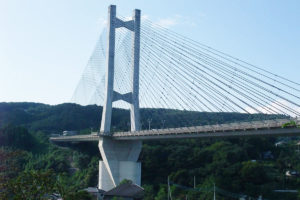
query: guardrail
50 134 101 142
113 118 300 138
49 118 300 142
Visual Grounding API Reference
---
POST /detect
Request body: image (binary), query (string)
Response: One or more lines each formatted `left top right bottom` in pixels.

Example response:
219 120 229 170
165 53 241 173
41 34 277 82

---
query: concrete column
100 5 116 134
98 5 142 192
130 9 141 132
98 137 142 191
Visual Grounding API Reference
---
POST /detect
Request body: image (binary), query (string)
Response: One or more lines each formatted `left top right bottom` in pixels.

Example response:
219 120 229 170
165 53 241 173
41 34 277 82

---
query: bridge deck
50 119 300 142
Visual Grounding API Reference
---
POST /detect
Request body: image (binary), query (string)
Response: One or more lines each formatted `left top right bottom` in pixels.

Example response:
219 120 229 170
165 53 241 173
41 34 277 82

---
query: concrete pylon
98 5 142 191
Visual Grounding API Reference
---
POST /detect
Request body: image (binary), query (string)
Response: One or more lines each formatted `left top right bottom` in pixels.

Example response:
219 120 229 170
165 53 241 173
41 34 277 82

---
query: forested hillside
0 102 285 132
0 102 299 200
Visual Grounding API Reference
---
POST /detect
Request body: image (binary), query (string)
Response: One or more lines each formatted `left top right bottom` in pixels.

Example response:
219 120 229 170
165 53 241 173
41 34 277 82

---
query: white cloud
141 15 150 20
156 17 178 28
97 16 107 27
151 14 198 29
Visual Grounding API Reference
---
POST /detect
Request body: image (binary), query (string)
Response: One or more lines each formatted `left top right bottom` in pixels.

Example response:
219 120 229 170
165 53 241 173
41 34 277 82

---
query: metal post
168 176 170 200
162 119 166 129
148 118 152 130
100 5 116 134
193 176 196 189
130 9 141 131
213 183 216 200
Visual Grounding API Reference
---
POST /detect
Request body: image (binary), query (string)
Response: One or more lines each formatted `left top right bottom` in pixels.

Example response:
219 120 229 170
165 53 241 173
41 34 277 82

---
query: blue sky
0 0 299 105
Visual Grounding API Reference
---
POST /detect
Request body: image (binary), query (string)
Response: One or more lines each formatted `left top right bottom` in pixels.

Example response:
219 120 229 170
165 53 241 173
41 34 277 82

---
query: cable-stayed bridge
50 5 300 192
51 118 300 142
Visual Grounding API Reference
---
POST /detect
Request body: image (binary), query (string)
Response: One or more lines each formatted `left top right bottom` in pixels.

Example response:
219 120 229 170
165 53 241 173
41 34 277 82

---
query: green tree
240 161 267 184
0 148 28 199
143 184 155 200
7 170 56 200
0 126 35 150
64 190 92 200
155 186 168 200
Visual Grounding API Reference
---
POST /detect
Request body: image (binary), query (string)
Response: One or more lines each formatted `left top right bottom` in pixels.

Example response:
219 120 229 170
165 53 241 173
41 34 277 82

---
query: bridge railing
113 118 299 137
49 118 299 141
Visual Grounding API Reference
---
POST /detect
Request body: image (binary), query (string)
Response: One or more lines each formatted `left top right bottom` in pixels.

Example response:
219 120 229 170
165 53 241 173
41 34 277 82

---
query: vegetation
0 102 299 199
282 120 300 128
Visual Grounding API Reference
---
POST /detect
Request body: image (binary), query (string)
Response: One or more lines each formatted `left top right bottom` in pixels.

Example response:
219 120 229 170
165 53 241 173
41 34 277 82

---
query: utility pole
168 176 173 200
148 118 152 130
168 176 170 200
213 183 216 200
193 176 196 189
162 119 166 128
127 122 130 131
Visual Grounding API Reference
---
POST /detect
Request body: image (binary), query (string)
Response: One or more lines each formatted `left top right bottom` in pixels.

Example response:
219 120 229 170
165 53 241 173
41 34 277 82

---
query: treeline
0 102 286 132
0 102 299 200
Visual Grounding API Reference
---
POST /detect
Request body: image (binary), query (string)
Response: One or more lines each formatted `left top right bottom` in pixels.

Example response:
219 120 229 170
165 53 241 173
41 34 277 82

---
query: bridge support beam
98 5 142 191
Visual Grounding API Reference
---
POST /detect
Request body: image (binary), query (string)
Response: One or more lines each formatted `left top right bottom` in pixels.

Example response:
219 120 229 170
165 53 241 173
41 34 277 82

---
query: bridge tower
98 5 142 191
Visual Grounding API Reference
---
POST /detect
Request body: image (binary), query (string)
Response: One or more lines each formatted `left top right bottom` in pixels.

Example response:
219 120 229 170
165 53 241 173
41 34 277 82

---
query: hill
0 102 298 200
0 102 285 133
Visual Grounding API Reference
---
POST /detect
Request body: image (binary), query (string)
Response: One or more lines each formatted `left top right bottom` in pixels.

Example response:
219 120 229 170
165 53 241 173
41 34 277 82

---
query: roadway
49 118 300 142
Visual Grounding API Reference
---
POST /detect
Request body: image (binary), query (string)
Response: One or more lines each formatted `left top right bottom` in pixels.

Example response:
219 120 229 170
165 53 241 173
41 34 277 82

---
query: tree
119 179 133 185
64 190 92 200
240 161 267 184
0 148 27 199
143 184 155 200
0 125 35 150
7 170 56 200
155 186 168 200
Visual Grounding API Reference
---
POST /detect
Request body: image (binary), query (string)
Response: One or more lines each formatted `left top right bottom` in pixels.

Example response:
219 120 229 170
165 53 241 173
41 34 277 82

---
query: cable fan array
71 16 300 118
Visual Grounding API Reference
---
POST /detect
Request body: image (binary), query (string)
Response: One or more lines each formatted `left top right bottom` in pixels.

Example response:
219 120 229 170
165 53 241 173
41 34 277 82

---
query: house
84 183 144 200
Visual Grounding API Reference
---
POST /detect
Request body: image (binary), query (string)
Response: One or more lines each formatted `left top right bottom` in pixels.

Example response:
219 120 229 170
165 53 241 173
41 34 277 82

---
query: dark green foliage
141 138 300 199
143 184 155 200
55 173 93 200
63 190 92 200
3 169 93 200
0 102 101 132
0 102 286 133
25 147 71 173
0 148 29 199
6 170 56 200
154 185 168 200
0 102 298 200
0 125 35 150
119 179 133 185
74 151 91 170
240 161 268 184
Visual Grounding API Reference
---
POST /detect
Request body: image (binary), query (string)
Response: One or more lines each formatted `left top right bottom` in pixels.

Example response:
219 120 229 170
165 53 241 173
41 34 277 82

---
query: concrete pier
98 5 142 191
98 138 142 191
